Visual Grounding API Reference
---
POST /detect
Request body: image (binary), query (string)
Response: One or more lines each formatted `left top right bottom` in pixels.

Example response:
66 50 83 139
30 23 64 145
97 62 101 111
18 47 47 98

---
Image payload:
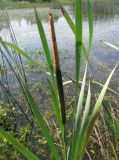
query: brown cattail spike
49 13 66 125
49 13 60 71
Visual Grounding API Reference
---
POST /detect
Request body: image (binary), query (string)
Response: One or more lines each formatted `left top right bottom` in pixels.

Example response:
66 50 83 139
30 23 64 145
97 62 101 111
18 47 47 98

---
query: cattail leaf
47 79 64 136
0 127 39 160
90 65 117 126
16 71 61 160
76 65 117 160
104 41 119 51
0 43 61 159
34 8 55 85
86 65 117 143
75 0 83 87
57 1 89 62
71 64 87 160
86 0 94 54
80 82 91 134
76 83 91 160
0 37 13 60
56 0 75 34
91 79 119 95
75 64 87 128
5 42 34 63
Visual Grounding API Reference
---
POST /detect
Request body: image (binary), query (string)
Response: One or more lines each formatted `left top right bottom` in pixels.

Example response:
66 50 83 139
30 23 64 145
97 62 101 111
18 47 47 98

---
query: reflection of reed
49 13 66 125
93 2 119 22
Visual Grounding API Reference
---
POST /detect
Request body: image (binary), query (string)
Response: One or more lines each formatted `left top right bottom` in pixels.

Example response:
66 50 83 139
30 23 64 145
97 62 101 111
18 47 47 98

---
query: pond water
0 2 119 89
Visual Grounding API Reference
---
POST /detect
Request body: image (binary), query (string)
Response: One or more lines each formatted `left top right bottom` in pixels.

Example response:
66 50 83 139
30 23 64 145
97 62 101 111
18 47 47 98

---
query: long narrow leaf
34 8 55 85
75 64 87 127
85 65 117 147
0 37 13 60
90 65 117 125
47 79 64 136
86 0 94 54
0 127 39 160
71 64 87 160
57 2 89 62
104 41 119 52
80 83 91 134
5 42 34 63
56 0 75 34
0 45 61 159
75 0 83 87
76 83 91 160
16 70 61 160
57 0 85 85
77 65 117 160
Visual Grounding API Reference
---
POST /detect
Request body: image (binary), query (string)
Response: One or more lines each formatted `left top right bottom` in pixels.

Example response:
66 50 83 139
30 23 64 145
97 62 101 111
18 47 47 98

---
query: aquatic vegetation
0 0 119 160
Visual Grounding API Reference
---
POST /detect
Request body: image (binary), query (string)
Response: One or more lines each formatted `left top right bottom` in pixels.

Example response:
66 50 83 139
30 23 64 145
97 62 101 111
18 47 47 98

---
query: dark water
0 2 119 89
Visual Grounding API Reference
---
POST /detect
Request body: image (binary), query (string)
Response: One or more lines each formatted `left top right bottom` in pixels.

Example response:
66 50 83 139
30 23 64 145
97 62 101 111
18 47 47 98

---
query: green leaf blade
5 42 34 63
0 127 39 160
86 0 94 55
48 79 64 136
75 0 83 87
71 64 87 160
34 8 55 85
56 0 75 34
17 73 61 160
87 64 117 141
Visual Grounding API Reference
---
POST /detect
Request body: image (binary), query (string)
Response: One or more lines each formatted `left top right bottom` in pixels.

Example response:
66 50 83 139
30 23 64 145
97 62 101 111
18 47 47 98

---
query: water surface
0 2 119 89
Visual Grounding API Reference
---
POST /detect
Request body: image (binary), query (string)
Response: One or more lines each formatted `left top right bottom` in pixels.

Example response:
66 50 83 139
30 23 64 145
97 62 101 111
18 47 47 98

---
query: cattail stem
49 13 66 125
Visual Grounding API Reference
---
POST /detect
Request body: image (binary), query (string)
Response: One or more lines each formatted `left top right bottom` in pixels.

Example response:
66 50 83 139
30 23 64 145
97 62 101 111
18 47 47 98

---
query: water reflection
0 2 119 29
93 2 119 22
0 2 119 86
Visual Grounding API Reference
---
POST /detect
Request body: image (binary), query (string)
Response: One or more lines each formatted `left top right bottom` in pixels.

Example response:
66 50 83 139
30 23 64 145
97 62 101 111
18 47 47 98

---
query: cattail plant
0 1 118 160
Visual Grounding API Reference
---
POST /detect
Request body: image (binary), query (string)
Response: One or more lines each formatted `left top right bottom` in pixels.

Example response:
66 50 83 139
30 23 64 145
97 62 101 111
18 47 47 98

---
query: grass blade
17 71 61 160
89 65 117 127
76 83 91 160
86 0 94 54
47 79 63 134
34 8 55 85
57 2 89 62
75 0 83 87
71 64 87 160
56 0 75 34
80 83 91 134
0 37 13 60
5 42 35 63
75 64 87 128
0 127 39 160
0 47 61 159
83 65 117 153
77 65 117 160
104 41 119 52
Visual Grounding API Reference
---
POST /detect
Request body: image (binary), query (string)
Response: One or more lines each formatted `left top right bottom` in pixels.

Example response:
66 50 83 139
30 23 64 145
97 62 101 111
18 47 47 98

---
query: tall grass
0 0 118 160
